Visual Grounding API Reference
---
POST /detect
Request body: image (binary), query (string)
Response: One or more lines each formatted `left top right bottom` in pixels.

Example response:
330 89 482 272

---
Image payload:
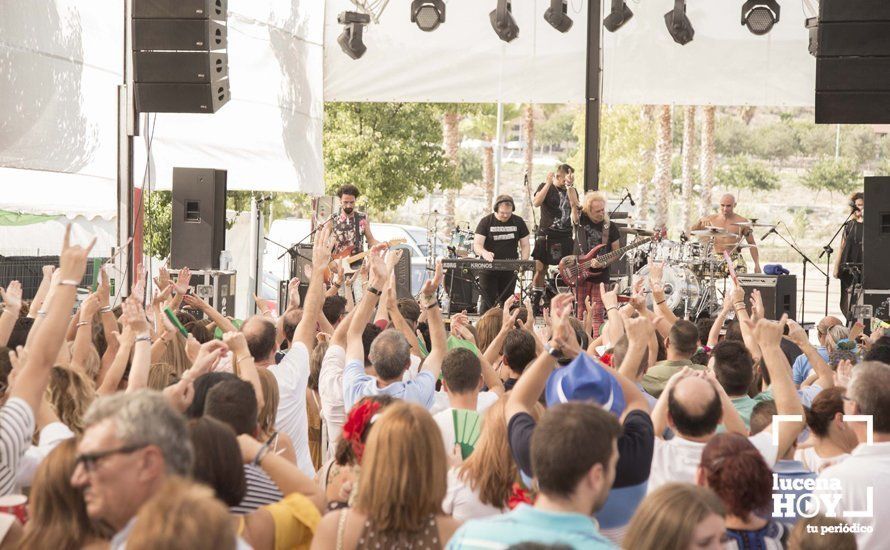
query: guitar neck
596 237 651 265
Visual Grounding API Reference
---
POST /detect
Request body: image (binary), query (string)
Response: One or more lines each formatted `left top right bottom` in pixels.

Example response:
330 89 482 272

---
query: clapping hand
0 281 23 312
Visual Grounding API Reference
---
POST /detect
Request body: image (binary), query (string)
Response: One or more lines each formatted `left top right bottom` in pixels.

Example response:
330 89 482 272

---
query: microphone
760 226 776 241
624 188 636 206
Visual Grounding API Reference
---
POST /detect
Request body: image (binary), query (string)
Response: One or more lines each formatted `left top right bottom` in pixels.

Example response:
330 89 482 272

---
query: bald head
241 315 276 363
718 194 736 216
667 376 722 438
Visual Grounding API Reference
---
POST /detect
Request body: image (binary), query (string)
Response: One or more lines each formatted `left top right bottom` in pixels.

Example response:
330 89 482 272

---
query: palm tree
699 105 716 217
680 106 697 230
652 105 673 231
522 104 535 220
442 111 461 228
636 105 657 222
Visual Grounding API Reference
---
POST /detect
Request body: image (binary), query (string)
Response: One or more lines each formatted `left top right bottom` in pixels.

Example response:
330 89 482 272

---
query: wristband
76 321 89 327
135 335 151 343
606 306 618 314
426 300 439 310
367 286 382 296
654 299 666 306
59 279 79 287
252 436 275 466
37 310 47 317
544 343 561 358
99 306 112 313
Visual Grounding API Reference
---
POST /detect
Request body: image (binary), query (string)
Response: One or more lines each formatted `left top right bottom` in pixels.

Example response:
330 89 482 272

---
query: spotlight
544 0 573 33
490 0 519 43
741 0 780 36
411 0 445 32
664 0 694 45
604 0 634 32
337 11 370 60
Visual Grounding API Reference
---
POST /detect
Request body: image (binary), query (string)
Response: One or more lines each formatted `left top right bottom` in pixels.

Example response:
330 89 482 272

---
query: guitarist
572 191 621 337
331 184 378 297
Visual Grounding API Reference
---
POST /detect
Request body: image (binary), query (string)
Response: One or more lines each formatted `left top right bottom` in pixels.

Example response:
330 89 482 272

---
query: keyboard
441 258 536 272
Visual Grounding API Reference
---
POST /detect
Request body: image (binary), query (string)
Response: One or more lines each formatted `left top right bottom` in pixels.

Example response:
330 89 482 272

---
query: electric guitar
558 229 663 287
323 238 407 282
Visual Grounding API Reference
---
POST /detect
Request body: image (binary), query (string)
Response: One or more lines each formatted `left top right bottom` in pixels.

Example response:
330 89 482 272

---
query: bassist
572 191 620 337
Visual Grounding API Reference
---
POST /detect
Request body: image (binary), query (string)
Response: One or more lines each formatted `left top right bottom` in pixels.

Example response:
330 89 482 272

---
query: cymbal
691 228 732 237
732 221 753 227
631 227 654 236
734 243 758 249
750 223 776 228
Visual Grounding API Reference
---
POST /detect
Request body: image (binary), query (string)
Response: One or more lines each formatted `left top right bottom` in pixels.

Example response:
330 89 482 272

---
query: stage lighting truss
664 0 694 45
741 0 780 36
338 11 371 60
490 0 520 43
411 0 445 32
603 0 633 32
544 0 573 33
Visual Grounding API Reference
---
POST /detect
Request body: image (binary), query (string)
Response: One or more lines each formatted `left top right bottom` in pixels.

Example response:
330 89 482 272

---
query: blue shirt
342 359 436 410
446 504 617 549
791 347 829 387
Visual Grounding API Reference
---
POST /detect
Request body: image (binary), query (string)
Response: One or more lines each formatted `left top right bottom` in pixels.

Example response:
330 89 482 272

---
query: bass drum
635 264 701 316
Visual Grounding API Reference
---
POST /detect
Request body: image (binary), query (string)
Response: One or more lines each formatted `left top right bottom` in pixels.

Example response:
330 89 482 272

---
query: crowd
0 222 885 549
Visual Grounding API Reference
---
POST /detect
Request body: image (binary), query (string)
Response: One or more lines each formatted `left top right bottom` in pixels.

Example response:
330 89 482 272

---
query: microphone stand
764 226 826 325
276 214 335 260
819 210 856 317
610 191 631 217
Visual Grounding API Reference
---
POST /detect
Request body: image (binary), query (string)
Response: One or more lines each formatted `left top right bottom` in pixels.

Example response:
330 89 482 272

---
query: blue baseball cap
545 353 625 416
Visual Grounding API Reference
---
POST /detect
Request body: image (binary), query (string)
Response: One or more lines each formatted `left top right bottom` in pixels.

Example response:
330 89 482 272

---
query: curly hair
700 433 772 518
47 366 96 435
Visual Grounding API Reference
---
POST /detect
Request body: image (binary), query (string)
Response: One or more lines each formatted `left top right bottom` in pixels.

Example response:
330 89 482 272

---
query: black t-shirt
475 214 530 260
536 183 573 236
578 218 622 284
507 409 655 489
840 220 864 267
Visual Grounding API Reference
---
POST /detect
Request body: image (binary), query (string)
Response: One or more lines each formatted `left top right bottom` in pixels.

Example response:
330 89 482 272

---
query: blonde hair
459 397 529 509
256 368 280 439
47 366 96 435
161 334 191 378
622 483 725 550
147 363 178 391
20 439 106 550
127 477 236 550
475 307 503 355
355 402 447 532
581 191 608 220
825 325 850 353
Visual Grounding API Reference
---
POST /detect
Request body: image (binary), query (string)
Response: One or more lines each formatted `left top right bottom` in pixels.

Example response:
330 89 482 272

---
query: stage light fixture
490 0 519 43
544 0 573 33
604 0 634 32
411 0 445 32
337 11 371 60
664 0 694 45
741 0 780 36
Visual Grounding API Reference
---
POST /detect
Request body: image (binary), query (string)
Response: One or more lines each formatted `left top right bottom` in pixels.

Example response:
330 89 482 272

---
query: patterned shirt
332 210 368 257
0 398 36 496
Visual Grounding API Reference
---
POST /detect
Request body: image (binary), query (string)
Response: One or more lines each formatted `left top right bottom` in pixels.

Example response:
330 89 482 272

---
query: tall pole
584 0 603 191
117 0 138 298
494 101 504 199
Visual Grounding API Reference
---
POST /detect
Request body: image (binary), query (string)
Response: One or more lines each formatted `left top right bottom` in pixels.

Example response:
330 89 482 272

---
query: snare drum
634 263 701 315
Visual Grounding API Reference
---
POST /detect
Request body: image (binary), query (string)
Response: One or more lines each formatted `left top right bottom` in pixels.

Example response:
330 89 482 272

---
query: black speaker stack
170 167 227 270
133 0 230 113
862 178 890 320
737 274 798 321
815 0 890 123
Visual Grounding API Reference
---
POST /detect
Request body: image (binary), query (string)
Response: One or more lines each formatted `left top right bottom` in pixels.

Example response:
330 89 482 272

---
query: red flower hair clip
342 399 383 463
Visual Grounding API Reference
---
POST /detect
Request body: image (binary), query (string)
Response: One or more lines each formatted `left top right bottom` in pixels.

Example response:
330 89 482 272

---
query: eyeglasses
75 444 149 473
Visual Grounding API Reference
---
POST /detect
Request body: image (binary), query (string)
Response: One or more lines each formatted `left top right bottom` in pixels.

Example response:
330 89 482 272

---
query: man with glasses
689 193 761 274
71 391 193 548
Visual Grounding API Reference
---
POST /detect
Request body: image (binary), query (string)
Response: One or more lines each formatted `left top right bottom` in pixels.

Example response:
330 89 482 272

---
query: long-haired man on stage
572 191 621 337
531 164 580 311
473 195 531 313
833 191 864 321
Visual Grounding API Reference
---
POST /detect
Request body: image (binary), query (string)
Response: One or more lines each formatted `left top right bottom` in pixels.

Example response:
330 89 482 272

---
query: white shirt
432 395 500 455
443 468 506 522
795 446 850 475
815 441 890 549
269 342 314 476
318 344 347 458
647 431 778 494
16 422 74 489
430 391 499 417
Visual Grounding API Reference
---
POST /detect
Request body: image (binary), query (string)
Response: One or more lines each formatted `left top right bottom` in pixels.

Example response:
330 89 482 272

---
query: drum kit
615 219 776 319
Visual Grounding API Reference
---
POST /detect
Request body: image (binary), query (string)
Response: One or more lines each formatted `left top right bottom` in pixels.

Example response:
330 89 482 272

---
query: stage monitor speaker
135 80 229 113
171 168 227 270
864 177 890 289
444 266 479 315
393 246 413 301
815 1 890 123
737 274 797 321
134 0 227 20
134 51 227 83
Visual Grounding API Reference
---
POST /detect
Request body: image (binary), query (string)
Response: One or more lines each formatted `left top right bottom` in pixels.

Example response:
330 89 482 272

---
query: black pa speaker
133 19 227 51
393 245 413 301
170 168 227 270
864 177 890 289
134 0 227 19
135 81 229 113
737 274 798 321
134 51 228 83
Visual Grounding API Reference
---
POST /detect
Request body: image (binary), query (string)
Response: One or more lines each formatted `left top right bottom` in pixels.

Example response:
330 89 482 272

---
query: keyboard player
473 194 531 313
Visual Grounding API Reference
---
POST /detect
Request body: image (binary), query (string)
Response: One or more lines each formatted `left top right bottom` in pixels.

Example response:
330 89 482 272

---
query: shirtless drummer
688 193 762 274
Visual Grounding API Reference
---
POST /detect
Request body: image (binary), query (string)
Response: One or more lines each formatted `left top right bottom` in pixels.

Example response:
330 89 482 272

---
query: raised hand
367 243 390 288
152 284 174 308
549 293 580 359
599 282 618 311
222 331 250 359
155 264 171 290
121 298 150 334
41 265 55 280
730 283 745 307
749 314 788 349
79 293 100 322
59 224 97 283
623 315 655 347
834 359 854 388
182 293 209 312
502 307 520 331
287 277 301 310
173 266 191 295
163 378 195 413
648 260 664 285
96 266 111 306
421 260 443 300
312 222 335 268
784 319 810 349
504 294 517 314
189 340 229 377
133 263 147 299
0 281 23 312
750 289 765 322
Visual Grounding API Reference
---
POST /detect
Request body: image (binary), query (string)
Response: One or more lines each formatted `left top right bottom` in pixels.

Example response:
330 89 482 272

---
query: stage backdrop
324 0 816 106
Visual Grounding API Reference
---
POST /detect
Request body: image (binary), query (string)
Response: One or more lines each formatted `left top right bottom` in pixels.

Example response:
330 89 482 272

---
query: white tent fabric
324 0 816 106
0 167 116 219
0 215 116 257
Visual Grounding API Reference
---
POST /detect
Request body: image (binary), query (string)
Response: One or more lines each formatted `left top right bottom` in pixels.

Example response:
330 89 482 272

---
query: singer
688 193 761 273
833 191 864 320
531 164 580 310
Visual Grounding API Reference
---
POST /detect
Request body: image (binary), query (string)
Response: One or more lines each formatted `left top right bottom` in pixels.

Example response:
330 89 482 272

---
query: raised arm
0 282 23 347
27 266 54 320
123 299 153 393
648 262 679 326
532 173 553 207
70 293 100 375
418 261 445 378
708 297 733 347
293 223 334 351
785 319 834 390
238 434 324 512
181 293 237 333
224 331 265 410
344 244 390 364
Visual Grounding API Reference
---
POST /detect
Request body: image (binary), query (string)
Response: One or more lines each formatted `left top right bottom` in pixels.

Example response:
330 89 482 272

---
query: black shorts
532 232 575 266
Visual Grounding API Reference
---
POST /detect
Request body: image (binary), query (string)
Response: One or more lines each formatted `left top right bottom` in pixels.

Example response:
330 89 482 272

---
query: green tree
536 107 575 151
144 190 172 260
459 148 483 184
793 120 835 158
323 102 455 212
751 121 799 160
714 116 755 157
716 156 779 195
799 157 861 195
840 125 880 166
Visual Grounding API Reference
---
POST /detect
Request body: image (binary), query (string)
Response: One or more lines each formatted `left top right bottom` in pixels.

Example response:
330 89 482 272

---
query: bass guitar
323 238 406 282
558 229 663 287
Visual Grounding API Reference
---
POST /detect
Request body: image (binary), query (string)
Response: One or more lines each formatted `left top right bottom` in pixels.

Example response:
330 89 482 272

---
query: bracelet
135 335 151 343
59 279 79 287
606 306 618 314
426 300 439 310
99 306 112 313
734 301 746 307
544 343 561 358
76 321 89 327
654 299 666 306
367 286 382 296
37 310 47 317
236 354 252 363
252 436 275 466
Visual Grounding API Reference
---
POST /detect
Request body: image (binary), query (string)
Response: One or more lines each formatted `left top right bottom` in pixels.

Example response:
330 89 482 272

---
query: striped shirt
230 464 284 515
0 398 35 496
